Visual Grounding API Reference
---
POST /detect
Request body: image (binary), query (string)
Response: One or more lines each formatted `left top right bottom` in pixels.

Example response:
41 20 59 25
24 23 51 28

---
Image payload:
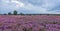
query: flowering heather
0 15 60 31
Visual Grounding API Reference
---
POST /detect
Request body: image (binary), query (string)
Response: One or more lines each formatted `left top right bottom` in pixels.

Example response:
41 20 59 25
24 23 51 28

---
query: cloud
0 0 60 14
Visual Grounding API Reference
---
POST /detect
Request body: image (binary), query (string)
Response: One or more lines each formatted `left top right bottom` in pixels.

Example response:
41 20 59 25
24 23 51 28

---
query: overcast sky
0 0 60 14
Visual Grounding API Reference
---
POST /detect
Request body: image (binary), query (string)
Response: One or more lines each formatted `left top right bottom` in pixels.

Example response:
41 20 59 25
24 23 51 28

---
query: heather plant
6 26 12 29
17 23 21 26
23 27 27 31
27 27 33 31
39 27 46 31
52 22 58 24
48 22 58 24
22 27 33 31
0 15 60 31
2 26 4 31
11 26 17 31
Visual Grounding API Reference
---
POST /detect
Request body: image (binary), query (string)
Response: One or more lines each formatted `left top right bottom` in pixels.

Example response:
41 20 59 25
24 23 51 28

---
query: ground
0 15 60 31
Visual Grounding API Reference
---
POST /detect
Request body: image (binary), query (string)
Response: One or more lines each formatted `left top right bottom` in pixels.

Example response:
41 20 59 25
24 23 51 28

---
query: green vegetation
8 12 12 15
13 10 17 15
7 10 25 15
20 12 24 15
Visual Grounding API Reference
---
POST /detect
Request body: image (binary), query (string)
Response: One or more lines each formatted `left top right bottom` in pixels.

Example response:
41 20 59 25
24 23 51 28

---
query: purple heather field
1 0 60 31
0 15 60 31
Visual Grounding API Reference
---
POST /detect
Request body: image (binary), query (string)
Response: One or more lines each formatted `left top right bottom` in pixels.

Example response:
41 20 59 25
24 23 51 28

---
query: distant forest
0 10 60 16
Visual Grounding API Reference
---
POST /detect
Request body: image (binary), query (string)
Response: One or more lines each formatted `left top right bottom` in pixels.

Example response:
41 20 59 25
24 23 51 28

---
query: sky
0 0 60 14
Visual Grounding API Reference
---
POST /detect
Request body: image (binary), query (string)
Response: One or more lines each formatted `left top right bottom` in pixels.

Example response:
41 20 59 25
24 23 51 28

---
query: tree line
2 10 60 16
3 10 38 15
4 10 24 15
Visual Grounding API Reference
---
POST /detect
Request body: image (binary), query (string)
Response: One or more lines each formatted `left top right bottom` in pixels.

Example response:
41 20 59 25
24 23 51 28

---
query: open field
0 15 60 31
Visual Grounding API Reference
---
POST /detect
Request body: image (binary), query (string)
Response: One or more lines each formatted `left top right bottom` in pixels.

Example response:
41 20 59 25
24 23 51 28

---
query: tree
13 10 17 15
3 13 7 15
8 12 12 15
20 12 24 15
